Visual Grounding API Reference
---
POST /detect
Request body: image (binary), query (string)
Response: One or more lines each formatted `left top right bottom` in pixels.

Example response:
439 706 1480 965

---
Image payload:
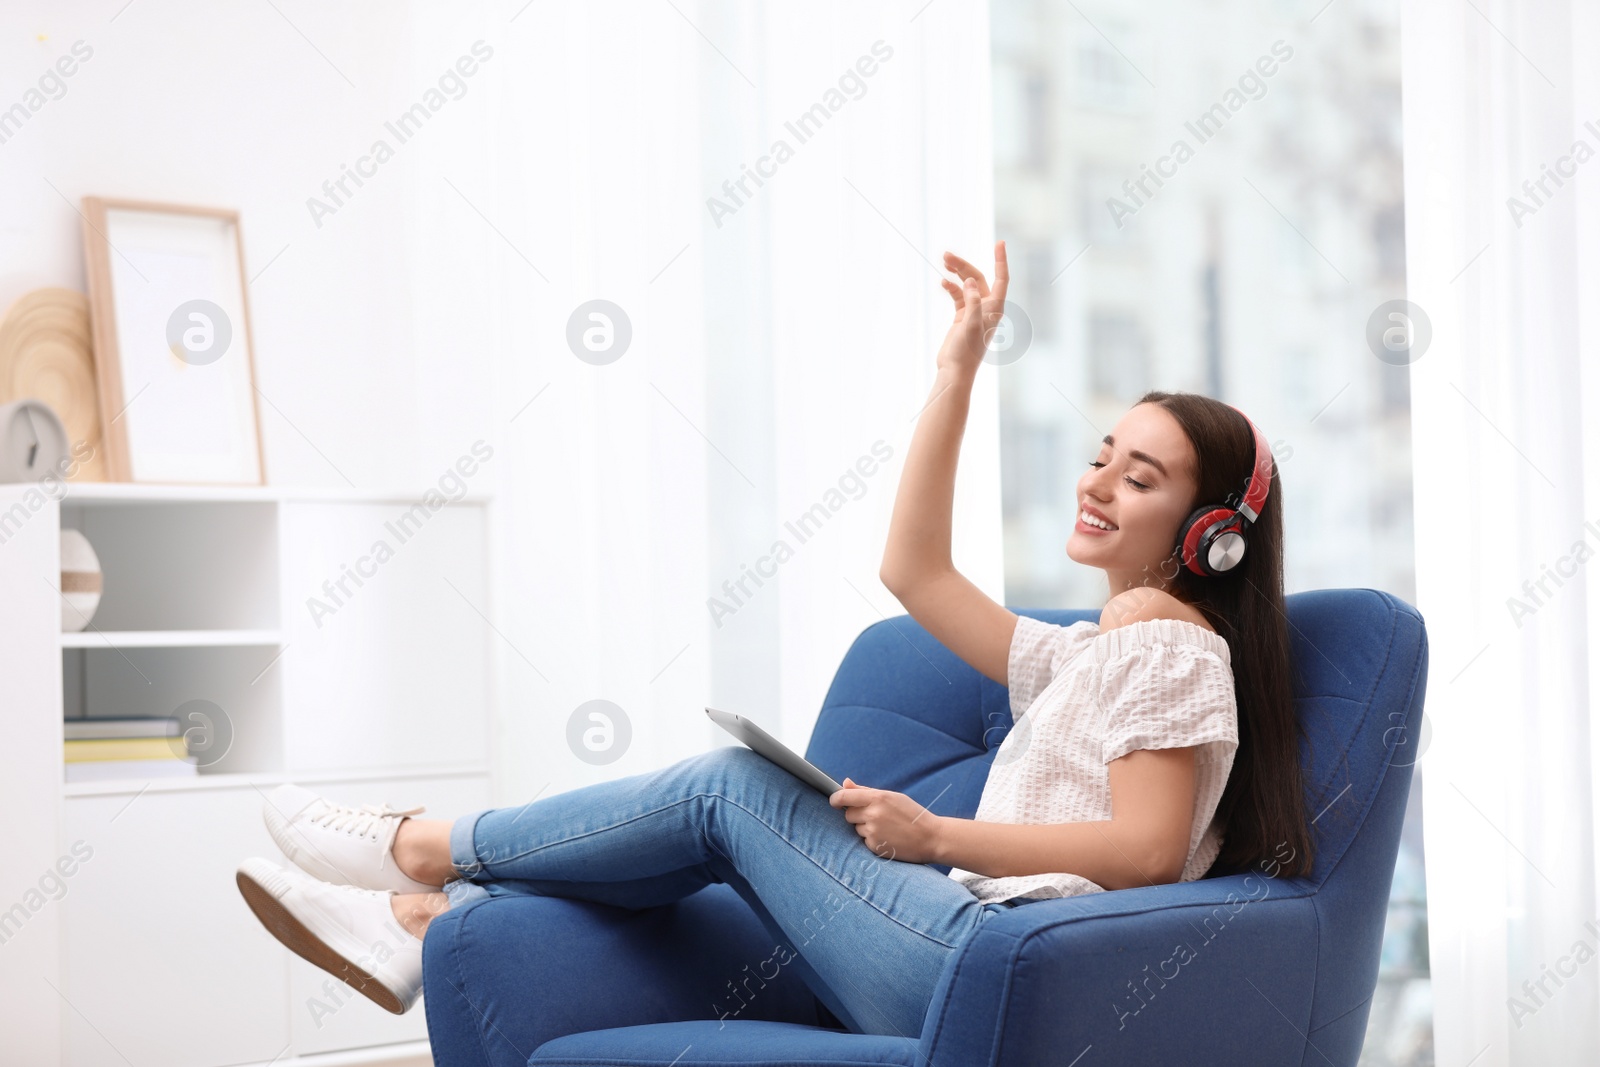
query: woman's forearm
879 366 977 590
870 251 1014 685
932 816 1182 891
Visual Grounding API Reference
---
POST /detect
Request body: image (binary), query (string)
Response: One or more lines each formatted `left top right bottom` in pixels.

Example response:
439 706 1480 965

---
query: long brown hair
1136 390 1314 879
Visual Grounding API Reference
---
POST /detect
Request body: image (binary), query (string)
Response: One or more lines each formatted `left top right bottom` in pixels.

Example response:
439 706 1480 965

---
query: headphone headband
1233 404 1272 523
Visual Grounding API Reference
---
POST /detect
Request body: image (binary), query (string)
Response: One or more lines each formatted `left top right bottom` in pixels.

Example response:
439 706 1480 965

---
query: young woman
235 242 1313 1039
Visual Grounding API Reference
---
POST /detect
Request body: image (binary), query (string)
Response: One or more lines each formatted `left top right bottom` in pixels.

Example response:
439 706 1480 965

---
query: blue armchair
424 588 1428 1066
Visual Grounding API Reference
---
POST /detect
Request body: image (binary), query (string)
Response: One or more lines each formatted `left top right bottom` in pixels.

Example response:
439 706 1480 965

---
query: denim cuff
449 807 495 881
440 807 496 910
442 877 491 909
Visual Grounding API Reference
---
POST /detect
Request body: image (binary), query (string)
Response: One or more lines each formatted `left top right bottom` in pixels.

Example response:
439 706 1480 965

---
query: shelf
63 763 489 797
3 478 494 1061
61 628 285 649
56 482 493 505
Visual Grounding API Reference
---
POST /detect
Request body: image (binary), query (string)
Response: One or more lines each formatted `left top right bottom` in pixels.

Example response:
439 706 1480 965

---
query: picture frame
80 197 265 484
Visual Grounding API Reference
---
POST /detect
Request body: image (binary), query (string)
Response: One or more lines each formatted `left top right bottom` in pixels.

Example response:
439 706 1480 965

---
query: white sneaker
262 783 437 895
237 857 425 1014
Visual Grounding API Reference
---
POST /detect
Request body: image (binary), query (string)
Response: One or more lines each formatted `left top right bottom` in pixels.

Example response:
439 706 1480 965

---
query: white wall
2 0 431 486
1 1 1004 808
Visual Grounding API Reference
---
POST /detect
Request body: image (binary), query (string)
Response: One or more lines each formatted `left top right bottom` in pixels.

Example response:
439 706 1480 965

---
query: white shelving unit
0 481 496 1066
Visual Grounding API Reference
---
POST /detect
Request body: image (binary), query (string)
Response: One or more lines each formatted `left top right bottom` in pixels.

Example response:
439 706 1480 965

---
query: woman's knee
685 744 780 794
692 743 765 775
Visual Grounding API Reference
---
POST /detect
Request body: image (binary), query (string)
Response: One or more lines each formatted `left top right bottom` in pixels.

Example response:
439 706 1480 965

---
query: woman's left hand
829 777 945 864
933 241 1008 379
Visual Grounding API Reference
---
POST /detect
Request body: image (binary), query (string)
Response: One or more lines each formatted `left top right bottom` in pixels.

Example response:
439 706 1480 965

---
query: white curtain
408 2 1004 803
1403 0 1600 1061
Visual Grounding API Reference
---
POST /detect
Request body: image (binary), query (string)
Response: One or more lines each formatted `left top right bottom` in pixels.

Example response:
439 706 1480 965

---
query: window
990 1 1426 1061
1087 311 1149 403
1022 72 1050 172
1074 21 1137 111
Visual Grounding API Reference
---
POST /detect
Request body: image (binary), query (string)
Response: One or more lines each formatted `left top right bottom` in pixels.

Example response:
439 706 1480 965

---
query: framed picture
81 197 265 484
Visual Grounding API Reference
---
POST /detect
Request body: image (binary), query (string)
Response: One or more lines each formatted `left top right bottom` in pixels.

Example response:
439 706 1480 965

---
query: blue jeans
439 745 1017 1037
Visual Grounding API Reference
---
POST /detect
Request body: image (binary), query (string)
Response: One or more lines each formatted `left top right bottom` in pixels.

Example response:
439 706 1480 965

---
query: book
64 737 187 763
64 717 181 741
65 758 199 783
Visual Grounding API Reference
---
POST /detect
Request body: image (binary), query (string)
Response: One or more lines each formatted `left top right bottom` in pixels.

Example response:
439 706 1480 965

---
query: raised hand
934 240 1009 378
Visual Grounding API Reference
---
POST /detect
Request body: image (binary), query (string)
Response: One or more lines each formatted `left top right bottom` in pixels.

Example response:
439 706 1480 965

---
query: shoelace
307 801 426 871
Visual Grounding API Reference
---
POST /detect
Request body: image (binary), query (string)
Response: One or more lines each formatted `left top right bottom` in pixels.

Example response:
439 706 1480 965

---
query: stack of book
64 717 199 783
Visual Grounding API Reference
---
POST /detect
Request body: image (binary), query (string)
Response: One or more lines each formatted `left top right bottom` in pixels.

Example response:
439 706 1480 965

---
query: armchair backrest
807 587 1428 1026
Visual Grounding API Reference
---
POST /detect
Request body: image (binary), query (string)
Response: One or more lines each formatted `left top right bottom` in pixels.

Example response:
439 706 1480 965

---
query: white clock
0 398 71 483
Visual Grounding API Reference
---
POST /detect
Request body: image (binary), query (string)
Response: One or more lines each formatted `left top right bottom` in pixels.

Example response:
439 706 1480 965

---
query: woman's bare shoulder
1098 587 1217 634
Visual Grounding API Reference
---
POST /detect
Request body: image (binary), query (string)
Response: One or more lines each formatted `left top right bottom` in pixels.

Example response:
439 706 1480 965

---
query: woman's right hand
935 240 1009 378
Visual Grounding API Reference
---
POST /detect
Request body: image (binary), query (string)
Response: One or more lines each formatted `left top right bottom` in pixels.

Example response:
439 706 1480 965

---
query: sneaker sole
236 864 407 1015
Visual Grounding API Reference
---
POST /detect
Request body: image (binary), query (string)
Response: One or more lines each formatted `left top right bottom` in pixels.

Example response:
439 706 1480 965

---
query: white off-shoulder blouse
946 614 1239 904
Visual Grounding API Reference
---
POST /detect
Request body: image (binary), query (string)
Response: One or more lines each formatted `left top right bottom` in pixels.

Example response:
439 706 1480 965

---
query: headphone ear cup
1205 523 1249 574
1177 505 1241 577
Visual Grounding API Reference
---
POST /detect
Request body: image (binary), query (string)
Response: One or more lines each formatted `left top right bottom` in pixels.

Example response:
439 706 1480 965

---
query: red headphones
1175 404 1273 577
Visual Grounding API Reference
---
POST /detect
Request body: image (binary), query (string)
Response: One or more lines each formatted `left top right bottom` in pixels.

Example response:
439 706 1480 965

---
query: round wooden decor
0 287 107 482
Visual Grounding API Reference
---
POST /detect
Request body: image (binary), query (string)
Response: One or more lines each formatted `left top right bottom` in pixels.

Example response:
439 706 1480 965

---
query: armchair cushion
530 1020 920 1066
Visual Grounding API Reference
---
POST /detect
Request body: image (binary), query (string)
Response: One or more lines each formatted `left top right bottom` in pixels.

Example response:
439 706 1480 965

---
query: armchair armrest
916 875 1321 1067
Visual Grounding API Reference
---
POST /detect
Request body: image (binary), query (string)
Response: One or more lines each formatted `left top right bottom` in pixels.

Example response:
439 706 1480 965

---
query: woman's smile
1076 503 1119 535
